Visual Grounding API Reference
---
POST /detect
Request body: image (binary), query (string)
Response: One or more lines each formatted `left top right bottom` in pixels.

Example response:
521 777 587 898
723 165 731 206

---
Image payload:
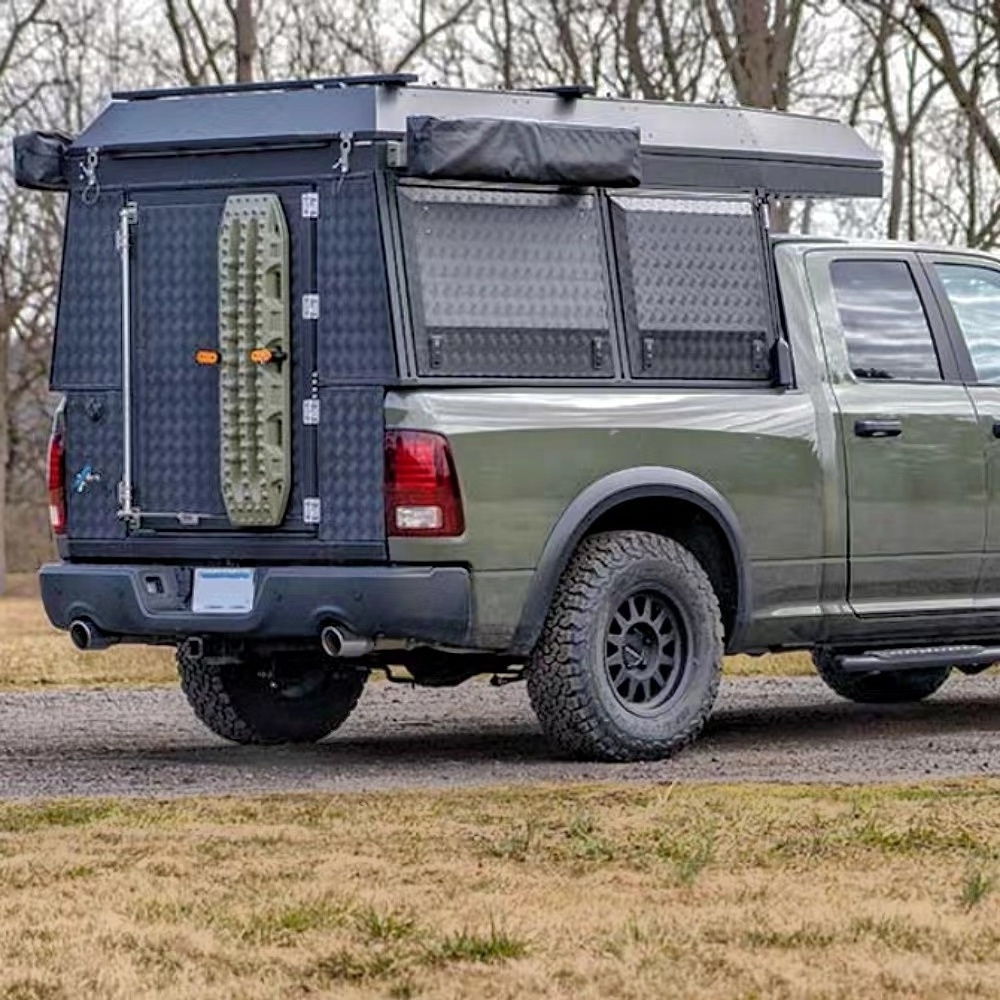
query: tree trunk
235 0 255 82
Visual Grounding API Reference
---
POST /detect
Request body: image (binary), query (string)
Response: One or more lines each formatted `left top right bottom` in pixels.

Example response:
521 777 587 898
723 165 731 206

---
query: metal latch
333 131 353 176
641 336 656 370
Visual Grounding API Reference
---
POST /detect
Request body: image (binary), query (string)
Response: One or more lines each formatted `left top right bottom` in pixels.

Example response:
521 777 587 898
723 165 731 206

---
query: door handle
854 418 902 438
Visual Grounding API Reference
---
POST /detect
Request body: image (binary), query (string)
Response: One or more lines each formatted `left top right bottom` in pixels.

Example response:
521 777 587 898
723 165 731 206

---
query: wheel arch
510 467 751 656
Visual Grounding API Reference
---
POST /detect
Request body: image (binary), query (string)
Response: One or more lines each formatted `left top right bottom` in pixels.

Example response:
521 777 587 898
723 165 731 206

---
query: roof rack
111 72 418 103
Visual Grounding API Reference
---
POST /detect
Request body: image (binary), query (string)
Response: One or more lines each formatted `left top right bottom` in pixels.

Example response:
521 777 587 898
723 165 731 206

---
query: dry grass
0 576 173 690
2 781 1000 998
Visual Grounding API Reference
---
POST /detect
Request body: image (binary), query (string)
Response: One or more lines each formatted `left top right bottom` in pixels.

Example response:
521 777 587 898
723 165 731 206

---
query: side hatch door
129 186 316 535
806 249 986 616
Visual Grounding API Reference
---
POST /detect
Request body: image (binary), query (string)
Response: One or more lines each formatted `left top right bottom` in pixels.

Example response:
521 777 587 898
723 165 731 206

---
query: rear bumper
39 562 472 647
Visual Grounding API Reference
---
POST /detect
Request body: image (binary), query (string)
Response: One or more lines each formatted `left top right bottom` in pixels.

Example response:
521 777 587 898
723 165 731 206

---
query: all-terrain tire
812 648 950 704
177 649 367 744
527 531 724 762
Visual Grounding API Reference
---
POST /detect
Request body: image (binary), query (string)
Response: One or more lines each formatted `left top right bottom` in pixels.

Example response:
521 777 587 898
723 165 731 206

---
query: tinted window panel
935 263 1000 383
830 260 941 381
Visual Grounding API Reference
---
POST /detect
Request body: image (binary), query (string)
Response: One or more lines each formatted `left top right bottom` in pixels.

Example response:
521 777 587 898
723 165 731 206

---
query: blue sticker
72 465 100 494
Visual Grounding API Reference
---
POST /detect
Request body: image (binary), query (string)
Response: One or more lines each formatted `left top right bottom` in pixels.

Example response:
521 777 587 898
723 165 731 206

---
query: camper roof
67 76 882 199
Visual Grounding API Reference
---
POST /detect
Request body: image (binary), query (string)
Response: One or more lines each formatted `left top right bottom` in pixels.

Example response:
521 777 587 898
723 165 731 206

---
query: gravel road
2 674 1000 799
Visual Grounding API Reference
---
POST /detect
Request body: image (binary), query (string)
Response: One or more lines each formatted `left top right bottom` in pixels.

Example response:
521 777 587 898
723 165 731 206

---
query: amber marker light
195 349 220 365
250 348 273 365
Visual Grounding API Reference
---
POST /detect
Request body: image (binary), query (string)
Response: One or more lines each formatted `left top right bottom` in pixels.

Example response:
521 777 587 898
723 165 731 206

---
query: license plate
191 568 255 614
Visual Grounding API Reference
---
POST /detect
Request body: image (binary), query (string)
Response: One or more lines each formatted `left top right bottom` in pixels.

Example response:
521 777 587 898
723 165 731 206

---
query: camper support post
116 201 138 526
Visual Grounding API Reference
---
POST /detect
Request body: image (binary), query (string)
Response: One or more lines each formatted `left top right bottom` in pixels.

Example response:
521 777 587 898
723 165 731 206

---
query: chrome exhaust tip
69 619 93 650
321 624 373 659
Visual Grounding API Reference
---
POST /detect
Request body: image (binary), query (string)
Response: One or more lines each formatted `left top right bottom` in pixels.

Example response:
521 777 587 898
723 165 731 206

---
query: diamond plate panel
317 387 385 543
399 187 609 335
416 328 612 378
317 176 396 379
64 391 126 539
612 197 772 380
52 196 123 390
135 201 225 514
134 192 308 526
638 330 767 379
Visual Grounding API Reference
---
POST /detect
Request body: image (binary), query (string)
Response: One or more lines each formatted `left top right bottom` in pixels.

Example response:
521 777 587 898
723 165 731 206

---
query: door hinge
303 497 322 524
303 398 321 425
301 192 320 218
302 293 320 320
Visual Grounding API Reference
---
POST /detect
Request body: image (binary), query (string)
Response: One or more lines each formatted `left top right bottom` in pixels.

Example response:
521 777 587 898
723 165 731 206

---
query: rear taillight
384 430 464 537
47 411 66 536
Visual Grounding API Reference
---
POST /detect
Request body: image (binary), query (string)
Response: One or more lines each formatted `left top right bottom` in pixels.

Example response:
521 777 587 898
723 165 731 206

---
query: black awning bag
406 115 641 187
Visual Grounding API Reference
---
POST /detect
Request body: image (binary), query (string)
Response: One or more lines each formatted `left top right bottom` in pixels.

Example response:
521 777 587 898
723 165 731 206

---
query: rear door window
934 263 1000 383
829 259 942 381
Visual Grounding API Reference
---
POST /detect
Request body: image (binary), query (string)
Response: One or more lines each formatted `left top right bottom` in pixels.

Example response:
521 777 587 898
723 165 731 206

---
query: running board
837 645 1000 674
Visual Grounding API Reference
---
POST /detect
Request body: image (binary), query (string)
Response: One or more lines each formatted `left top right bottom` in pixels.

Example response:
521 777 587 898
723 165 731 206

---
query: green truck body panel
388 240 1000 656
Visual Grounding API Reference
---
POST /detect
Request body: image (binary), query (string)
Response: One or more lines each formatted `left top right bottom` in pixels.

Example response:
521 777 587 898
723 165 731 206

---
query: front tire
177 649 367 744
812 648 950 704
527 531 724 762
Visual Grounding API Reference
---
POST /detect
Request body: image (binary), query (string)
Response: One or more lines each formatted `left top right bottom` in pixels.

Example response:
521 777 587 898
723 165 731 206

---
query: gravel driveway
2 674 1000 799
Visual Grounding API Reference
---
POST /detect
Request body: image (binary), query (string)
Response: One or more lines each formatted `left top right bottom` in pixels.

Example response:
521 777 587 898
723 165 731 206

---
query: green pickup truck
16 77 1000 761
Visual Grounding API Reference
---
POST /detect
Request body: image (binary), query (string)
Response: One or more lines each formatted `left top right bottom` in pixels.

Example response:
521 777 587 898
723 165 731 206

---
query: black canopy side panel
406 116 641 188
316 175 396 382
317 387 385 544
52 195 123 391
611 195 773 380
63 392 126 540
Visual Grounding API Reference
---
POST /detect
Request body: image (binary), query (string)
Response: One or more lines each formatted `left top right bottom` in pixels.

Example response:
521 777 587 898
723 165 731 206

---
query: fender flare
509 466 751 656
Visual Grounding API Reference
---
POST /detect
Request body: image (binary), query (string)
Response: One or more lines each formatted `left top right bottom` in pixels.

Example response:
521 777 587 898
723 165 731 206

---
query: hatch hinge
303 398 320 426
302 293 320 320
303 497 322 524
301 192 320 219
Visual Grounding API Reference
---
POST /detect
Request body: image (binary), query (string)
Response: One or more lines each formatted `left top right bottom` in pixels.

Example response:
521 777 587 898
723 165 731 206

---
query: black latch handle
854 418 902 439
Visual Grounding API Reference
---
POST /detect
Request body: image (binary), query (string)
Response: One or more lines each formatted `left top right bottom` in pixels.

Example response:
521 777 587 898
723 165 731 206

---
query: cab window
830 259 942 381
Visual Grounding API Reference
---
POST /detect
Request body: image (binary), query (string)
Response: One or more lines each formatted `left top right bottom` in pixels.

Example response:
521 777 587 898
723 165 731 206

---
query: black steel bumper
39 562 472 646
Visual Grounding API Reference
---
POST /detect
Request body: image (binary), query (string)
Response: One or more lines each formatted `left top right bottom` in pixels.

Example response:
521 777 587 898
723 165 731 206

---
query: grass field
0 575 812 689
1 781 999 998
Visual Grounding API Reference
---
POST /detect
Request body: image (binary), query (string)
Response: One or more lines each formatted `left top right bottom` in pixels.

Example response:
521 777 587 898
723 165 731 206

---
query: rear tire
812 648 950 704
177 649 367 744
527 531 724 762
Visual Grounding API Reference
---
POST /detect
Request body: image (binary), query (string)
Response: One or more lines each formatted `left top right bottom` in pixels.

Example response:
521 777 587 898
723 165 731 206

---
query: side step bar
837 645 1000 674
